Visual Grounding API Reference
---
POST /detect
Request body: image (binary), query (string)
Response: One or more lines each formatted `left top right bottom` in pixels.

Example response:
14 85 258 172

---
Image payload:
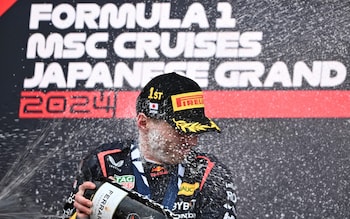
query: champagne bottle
84 178 177 219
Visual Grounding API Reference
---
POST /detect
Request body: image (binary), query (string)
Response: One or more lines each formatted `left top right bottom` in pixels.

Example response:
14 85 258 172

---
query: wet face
144 118 198 164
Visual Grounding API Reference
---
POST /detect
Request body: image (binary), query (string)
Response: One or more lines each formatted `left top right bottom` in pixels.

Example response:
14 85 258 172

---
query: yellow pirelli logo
171 91 204 112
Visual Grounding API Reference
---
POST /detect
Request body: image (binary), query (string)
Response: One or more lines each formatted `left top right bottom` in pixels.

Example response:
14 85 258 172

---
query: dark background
0 1 349 218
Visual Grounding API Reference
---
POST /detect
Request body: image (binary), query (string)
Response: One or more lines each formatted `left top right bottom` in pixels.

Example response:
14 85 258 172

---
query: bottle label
90 182 128 219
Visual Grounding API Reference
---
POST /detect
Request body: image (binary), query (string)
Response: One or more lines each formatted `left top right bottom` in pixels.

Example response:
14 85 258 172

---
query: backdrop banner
0 1 349 218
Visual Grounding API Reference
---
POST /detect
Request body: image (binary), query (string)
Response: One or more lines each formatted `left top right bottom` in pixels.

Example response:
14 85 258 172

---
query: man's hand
74 181 96 219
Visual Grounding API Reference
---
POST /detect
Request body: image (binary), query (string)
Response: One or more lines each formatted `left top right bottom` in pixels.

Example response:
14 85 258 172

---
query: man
63 72 237 219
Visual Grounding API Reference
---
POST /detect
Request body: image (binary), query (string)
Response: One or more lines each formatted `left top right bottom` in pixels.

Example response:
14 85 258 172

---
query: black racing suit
63 140 237 219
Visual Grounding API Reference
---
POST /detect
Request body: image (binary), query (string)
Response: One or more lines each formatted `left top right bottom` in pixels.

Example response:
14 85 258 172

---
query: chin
165 157 185 165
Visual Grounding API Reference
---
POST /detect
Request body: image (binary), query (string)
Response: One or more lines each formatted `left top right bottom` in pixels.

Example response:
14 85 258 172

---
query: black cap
136 72 220 134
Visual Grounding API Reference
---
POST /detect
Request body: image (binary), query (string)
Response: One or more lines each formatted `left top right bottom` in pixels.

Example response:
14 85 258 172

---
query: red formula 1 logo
126 213 141 219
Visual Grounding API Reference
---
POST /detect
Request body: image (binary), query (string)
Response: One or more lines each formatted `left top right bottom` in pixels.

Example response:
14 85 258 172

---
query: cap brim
168 117 221 134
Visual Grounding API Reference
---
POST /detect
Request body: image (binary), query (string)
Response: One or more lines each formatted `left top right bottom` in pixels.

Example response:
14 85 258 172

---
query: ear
137 113 148 130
